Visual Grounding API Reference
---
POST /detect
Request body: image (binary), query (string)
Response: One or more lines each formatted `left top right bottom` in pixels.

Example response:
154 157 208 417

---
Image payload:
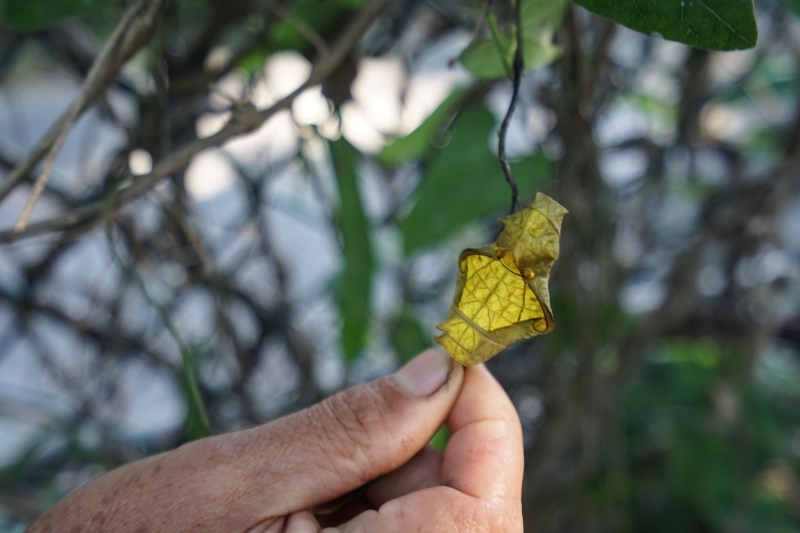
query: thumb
197 349 462 519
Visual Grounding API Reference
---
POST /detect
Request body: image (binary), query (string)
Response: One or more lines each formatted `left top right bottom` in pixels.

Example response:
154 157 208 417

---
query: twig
14 112 76 231
166 199 214 279
103 184 211 436
486 11 512 77
470 0 491 43
1 0 165 220
0 0 390 243
260 0 330 59
498 0 524 214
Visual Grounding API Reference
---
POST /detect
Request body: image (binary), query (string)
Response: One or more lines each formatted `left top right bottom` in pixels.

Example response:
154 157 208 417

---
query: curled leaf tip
435 193 567 366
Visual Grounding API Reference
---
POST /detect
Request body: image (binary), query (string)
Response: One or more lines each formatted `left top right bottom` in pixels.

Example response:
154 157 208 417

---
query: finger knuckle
307 385 391 480
323 387 384 448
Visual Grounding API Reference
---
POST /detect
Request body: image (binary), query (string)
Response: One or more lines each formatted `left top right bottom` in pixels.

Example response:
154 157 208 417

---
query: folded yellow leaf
435 193 567 366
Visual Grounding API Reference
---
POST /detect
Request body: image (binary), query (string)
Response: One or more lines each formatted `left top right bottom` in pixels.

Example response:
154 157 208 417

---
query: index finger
442 364 524 501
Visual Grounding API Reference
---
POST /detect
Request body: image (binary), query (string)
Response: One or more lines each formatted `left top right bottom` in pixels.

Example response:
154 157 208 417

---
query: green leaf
460 0 567 79
573 0 758 51
377 90 465 166
389 307 432 363
331 139 374 363
649 337 721 368
460 31 562 80
239 0 368 74
779 0 800 16
429 425 450 452
520 0 569 33
2 0 112 30
401 107 551 253
180 345 211 441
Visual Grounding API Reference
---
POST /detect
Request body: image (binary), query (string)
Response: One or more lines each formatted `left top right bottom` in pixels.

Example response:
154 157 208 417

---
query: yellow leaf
435 193 567 366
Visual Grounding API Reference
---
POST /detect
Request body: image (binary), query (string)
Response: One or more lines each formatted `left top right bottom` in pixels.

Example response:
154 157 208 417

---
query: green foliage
460 0 566 79
648 337 721 368
331 140 374 363
460 29 562 79
389 307 432 363
1 0 112 30
460 0 758 76
429 425 450 452
378 90 465 166
0 0 800 533
617 339 800 532
401 107 550 253
239 0 365 75
780 0 800 16
180 345 212 441
573 0 758 51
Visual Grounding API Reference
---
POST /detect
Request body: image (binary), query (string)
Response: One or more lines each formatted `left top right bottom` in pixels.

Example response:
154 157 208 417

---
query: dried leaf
435 193 568 366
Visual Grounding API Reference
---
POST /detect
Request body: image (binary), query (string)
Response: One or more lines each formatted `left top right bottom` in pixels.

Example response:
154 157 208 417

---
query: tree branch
0 0 391 243
0 0 166 211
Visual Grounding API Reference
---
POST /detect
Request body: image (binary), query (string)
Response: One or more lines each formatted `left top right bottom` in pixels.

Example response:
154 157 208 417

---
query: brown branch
0 0 390 243
2 0 165 225
164 198 214 279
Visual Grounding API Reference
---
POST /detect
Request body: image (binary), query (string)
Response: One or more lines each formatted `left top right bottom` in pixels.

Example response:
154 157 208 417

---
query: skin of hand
28 349 524 532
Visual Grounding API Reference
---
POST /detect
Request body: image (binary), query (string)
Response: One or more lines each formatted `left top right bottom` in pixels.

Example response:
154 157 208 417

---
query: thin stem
2 0 164 211
14 118 73 232
0 0 390 243
486 11 512 77
470 0 491 46
103 183 211 437
498 0 524 214
261 0 329 59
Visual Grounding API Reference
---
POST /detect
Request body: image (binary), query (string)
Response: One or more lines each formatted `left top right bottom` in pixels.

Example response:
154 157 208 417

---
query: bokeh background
1 0 799 531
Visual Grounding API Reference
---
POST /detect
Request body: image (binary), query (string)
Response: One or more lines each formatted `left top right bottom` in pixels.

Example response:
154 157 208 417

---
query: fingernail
392 349 453 397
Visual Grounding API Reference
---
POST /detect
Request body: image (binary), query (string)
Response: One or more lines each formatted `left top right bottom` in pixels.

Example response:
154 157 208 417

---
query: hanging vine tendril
497 0 525 214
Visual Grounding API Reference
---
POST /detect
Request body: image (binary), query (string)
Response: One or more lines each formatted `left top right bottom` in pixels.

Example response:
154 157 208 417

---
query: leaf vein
694 0 750 45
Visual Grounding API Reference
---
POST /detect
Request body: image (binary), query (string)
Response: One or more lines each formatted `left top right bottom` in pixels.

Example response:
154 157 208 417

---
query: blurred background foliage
0 0 799 532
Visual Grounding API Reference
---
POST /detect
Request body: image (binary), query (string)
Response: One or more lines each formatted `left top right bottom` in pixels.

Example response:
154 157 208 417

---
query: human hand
28 349 523 532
